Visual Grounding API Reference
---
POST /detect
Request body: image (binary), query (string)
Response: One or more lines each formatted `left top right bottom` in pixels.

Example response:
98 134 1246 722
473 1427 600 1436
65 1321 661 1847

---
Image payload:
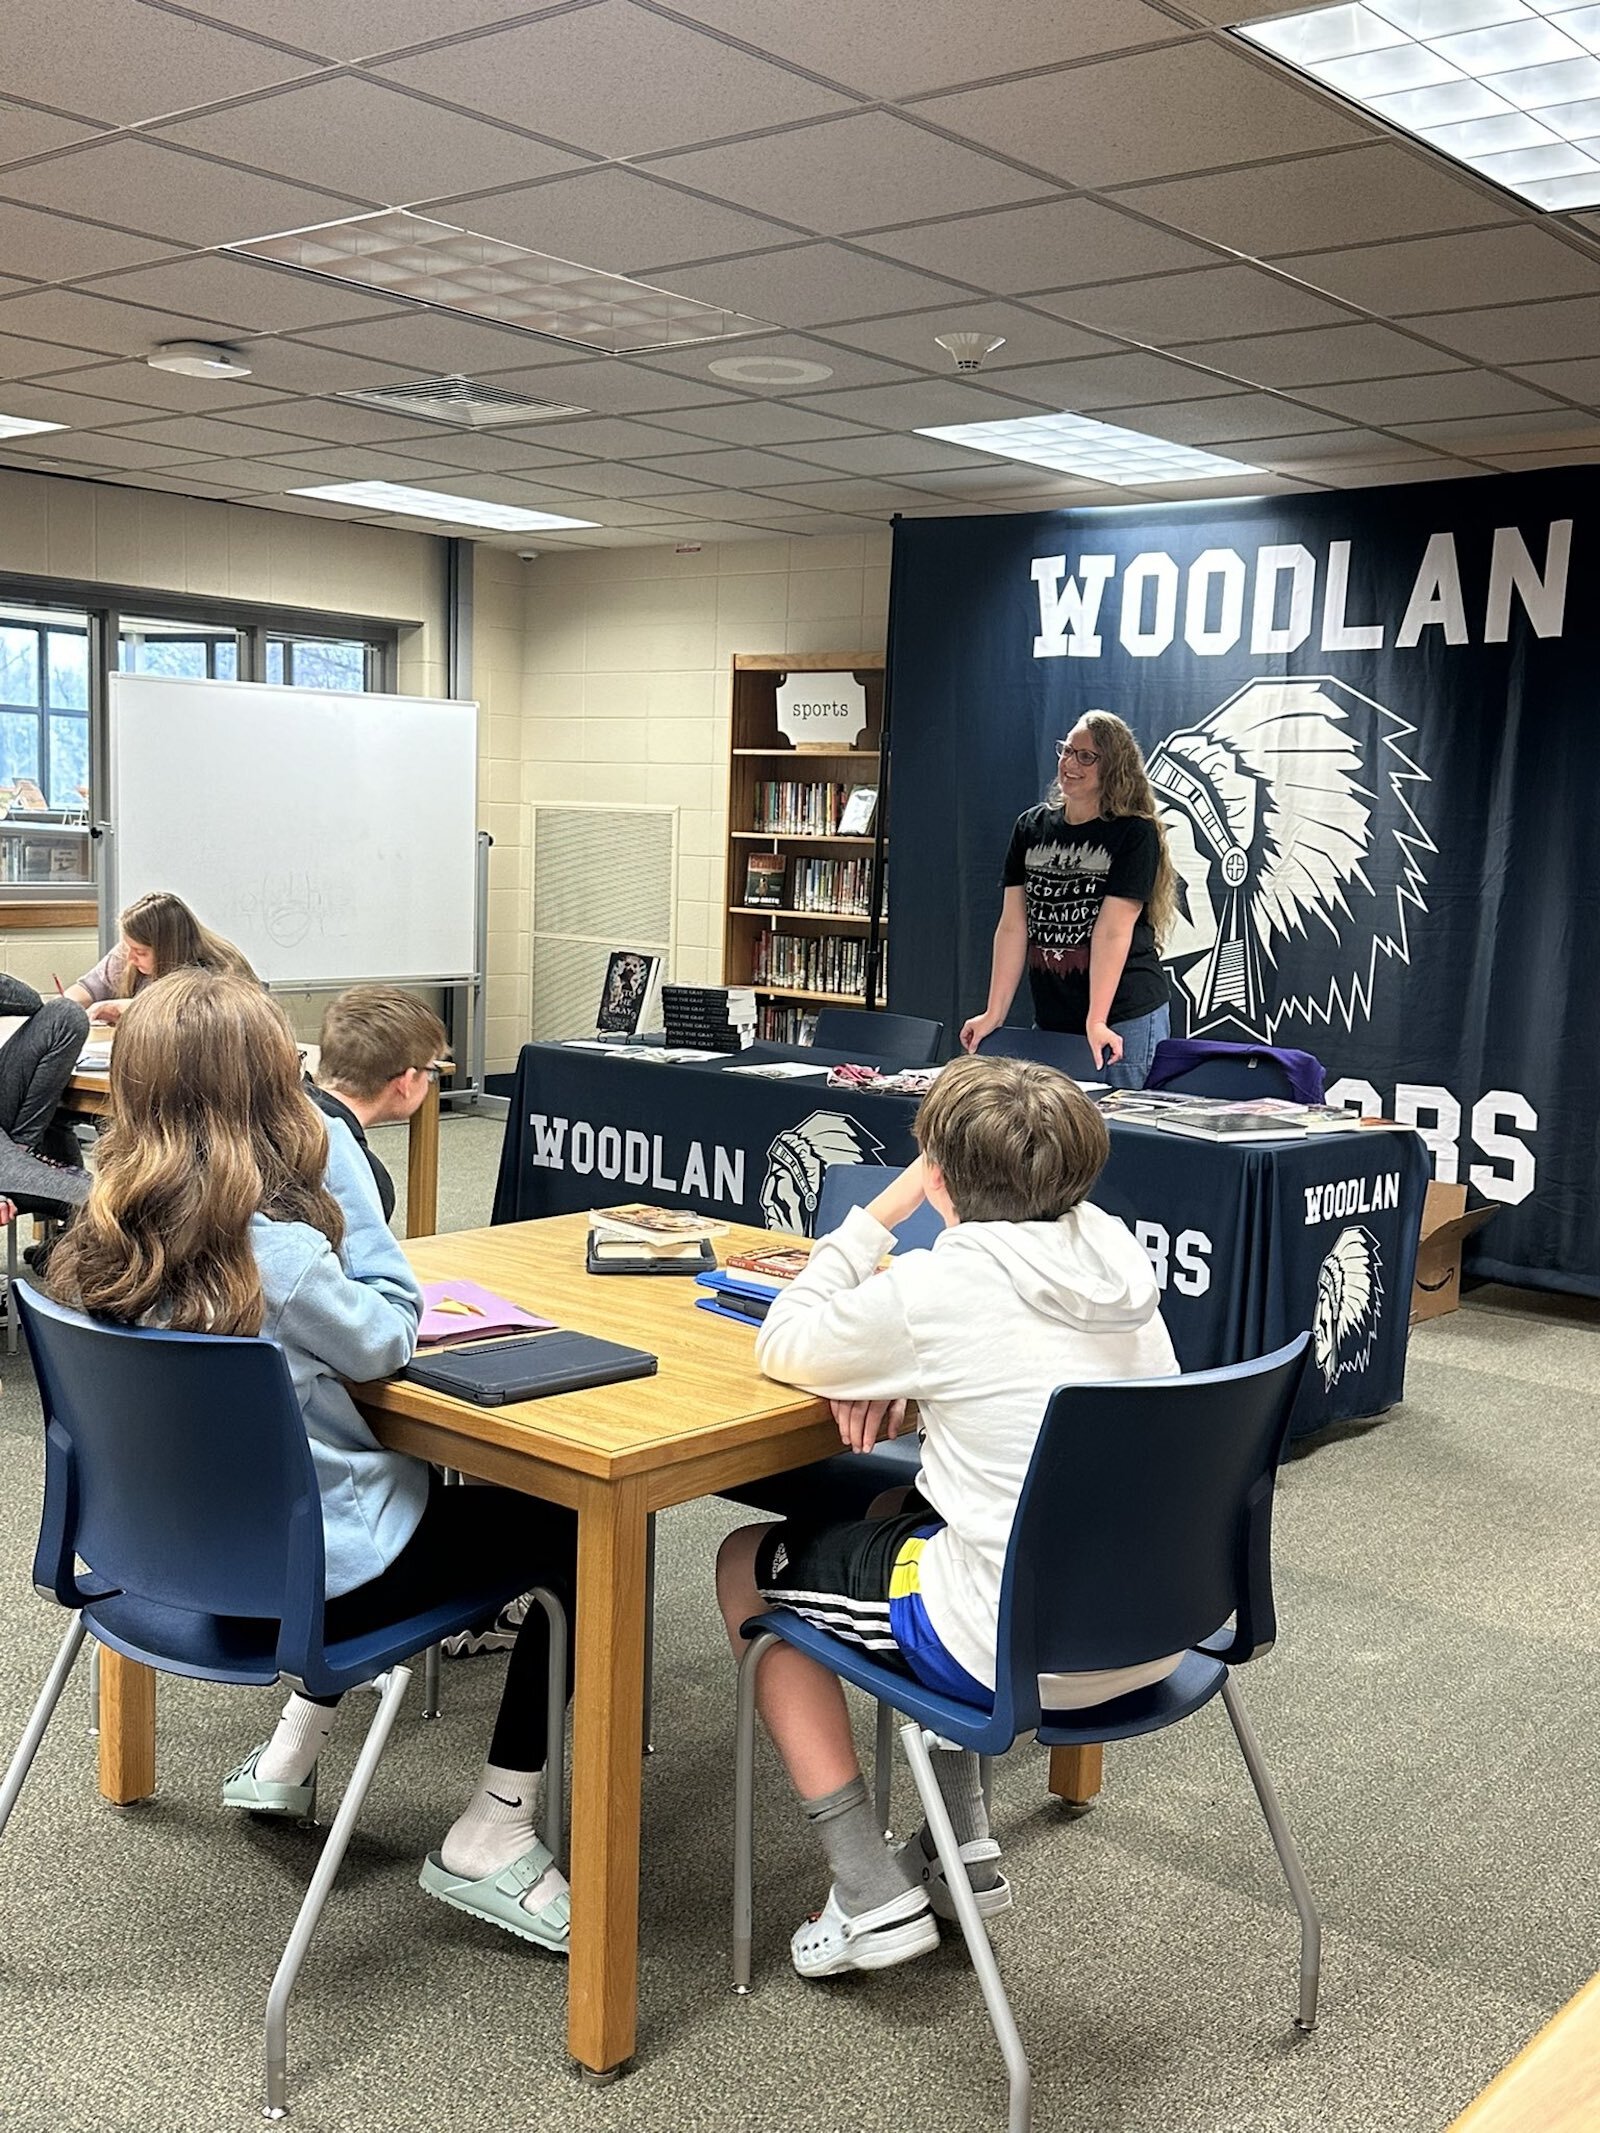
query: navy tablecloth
492 1043 1430 1433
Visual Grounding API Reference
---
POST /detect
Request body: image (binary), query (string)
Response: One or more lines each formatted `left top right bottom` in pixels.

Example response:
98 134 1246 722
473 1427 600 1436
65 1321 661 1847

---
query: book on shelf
743 851 787 907
596 949 663 1037
837 784 877 837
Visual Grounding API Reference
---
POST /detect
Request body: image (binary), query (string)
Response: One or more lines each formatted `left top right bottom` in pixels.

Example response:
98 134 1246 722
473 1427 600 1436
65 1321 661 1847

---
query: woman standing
959 711 1176 1089
67 890 255 1025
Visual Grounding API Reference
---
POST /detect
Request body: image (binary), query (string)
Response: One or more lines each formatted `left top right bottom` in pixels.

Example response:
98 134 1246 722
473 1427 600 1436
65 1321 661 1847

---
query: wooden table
1446 1973 1600 2133
62 1069 443 1241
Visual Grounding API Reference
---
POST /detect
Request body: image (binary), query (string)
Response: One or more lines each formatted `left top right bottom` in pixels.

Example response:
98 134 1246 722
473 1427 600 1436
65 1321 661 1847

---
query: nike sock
253 1692 336 1786
440 1763 555 1886
804 1776 920 1916
915 1745 999 1892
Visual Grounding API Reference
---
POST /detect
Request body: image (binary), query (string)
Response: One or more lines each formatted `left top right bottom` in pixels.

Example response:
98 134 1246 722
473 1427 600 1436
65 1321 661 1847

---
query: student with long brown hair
960 710 1178 1089
66 889 256 1027
49 971 577 1954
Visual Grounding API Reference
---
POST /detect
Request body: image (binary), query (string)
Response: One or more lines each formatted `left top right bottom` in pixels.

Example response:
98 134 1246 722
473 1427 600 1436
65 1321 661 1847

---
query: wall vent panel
530 802 676 1040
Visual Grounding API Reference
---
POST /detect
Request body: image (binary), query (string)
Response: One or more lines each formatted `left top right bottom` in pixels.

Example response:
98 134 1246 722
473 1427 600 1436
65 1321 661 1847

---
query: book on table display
1150 1097 1371 1141
596 949 663 1037
586 1201 725 1274
722 1244 811 1281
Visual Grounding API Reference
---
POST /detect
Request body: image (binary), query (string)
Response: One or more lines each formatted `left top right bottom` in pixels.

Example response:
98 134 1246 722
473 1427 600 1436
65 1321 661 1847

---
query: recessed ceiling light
0 414 67 440
230 210 766 355
1236 1 1600 210
147 340 253 379
915 411 1260 487
336 374 587 429
288 481 599 532
706 354 834 385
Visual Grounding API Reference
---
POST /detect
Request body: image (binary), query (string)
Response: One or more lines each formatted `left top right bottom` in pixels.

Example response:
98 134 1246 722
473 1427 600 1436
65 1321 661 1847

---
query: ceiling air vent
336 374 588 429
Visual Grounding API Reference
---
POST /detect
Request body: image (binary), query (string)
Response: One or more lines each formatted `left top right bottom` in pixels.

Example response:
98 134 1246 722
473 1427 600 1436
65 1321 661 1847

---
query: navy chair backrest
812 1008 943 1065
816 1163 946 1253
976 1026 1093 1074
1145 1038 1326 1102
987 1338 1309 1737
17 1282 325 1626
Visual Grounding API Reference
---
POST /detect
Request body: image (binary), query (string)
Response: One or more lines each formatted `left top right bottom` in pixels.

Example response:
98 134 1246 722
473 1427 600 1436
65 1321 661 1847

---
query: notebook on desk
404 1329 658 1406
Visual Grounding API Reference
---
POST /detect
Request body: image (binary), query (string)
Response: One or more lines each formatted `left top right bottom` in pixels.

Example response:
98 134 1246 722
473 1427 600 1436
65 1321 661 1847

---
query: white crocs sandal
790 1882 939 1978
905 1835 1013 1922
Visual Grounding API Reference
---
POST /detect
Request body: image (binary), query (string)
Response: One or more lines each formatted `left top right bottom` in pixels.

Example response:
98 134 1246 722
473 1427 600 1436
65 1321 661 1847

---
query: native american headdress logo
760 1111 885 1235
1313 1225 1384 1387
1147 677 1433 1040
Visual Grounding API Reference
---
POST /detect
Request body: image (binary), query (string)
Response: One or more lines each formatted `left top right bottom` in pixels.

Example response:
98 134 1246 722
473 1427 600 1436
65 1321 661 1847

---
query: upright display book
837 785 878 836
596 950 663 1037
744 852 787 907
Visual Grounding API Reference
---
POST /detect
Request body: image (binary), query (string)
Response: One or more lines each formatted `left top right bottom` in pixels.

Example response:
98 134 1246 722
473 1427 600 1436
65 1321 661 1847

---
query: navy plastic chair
976 1026 1094 1074
1144 1038 1326 1102
0 1283 567 2122
732 1338 1317 2133
812 1007 943 1064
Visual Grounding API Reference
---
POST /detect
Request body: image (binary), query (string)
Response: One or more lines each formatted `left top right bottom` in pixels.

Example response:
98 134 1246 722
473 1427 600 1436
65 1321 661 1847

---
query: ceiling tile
366 429 593 471
374 3 852 158
663 244 974 328
659 0 1176 100
1238 427 1423 464
0 139 364 248
524 461 710 499
1401 298 1600 366
2 430 207 471
1296 372 1561 427
0 99 103 166
78 255 409 336
1116 147 1512 261
861 464 1056 498
604 402 868 448
1172 322 1467 389
171 456 345 491
470 359 732 416
1508 357 1600 405
1034 266 1356 346
918 39 1368 189
859 199 1216 293
768 432 1006 477
1102 394 1341 444
179 1 570 64
154 76 581 206
0 285 248 358
622 445 828 486
1278 227 1600 318
0 201 176 282
1389 409 1600 451
647 114 1051 237
1286 455 1470 486
21 358 296 415
265 444 474 480
234 397 458 446
788 376 1048 428
101 413 364 458
818 301 1118 373
432 168 797 276
292 311 603 376
0 0 319 126
500 415 718 460
0 331 111 382
219 339 418 395
982 350 1243 411
757 477 933 510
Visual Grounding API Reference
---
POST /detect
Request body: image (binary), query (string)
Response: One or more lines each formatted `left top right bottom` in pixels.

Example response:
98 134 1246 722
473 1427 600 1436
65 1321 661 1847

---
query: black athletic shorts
753 1489 938 1665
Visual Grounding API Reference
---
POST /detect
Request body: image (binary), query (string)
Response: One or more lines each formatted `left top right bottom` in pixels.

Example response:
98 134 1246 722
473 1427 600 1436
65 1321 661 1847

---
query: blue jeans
1097 1002 1169 1091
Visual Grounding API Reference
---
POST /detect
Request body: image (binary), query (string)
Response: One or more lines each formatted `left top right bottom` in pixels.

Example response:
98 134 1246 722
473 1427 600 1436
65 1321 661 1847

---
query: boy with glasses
309 986 448 1224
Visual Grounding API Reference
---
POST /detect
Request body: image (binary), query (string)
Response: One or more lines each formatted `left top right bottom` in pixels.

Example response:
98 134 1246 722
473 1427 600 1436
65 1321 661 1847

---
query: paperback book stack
661 983 758 1052
587 1204 725 1276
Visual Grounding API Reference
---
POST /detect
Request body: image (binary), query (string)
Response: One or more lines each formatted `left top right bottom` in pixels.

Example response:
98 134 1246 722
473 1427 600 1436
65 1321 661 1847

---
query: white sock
440 1763 551 1883
254 1694 335 1785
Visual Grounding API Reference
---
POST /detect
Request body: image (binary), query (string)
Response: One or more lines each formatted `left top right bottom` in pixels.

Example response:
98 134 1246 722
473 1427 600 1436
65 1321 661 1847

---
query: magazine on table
1151 1098 1368 1141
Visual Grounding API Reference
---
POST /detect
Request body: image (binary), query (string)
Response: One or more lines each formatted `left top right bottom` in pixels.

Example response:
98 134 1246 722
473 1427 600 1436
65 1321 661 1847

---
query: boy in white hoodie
716 1054 1177 1979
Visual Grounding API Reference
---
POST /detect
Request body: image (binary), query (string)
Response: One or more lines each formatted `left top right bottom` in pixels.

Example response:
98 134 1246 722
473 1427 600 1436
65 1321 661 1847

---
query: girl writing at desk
67 889 256 1026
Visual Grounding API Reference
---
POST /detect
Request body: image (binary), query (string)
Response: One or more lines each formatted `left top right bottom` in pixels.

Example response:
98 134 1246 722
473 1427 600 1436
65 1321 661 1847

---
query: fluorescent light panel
229 210 766 354
0 414 67 439
288 481 598 531
1237 1 1600 209
915 411 1261 486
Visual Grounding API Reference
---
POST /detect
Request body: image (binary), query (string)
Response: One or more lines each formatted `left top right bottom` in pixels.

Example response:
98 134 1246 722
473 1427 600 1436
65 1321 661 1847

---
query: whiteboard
108 673 478 986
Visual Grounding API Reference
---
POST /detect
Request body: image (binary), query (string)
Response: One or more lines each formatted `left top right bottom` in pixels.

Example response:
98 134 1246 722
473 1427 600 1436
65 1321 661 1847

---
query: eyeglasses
1055 742 1101 767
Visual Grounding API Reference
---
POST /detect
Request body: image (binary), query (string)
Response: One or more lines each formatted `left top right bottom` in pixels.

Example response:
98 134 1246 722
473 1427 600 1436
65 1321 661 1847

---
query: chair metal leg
421 1639 441 1721
5 1219 17 1357
87 1638 101 1738
527 1586 568 1871
903 1723 1032 2133
874 1698 895 1837
0 1614 87 1840
732 1631 778 1994
263 1664 412 2121
1219 1675 1322 2035
642 1512 657 1755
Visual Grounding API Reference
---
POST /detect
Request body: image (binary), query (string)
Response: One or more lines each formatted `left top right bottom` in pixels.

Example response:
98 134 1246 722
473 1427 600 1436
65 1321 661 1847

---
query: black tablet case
404 1330 658 1406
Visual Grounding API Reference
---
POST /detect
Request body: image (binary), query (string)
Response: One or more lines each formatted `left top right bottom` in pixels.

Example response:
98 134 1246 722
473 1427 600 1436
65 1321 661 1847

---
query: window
0 603 94 884
266 636 373 691
118 619 241 682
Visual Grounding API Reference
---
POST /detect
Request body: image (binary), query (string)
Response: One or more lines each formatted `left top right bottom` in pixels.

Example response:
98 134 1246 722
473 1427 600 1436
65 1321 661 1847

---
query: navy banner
886 469 1599 1294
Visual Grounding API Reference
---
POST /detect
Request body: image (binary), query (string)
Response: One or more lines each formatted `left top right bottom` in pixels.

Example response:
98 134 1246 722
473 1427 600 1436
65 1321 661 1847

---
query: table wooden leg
406 1076 441 1240
97 1648 156 1805
1048 1743 1103 1808
567 1475 648 2080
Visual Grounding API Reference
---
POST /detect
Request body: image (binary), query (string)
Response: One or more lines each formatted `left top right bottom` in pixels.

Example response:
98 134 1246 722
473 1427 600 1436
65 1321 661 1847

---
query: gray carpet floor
0 1112 1594 2133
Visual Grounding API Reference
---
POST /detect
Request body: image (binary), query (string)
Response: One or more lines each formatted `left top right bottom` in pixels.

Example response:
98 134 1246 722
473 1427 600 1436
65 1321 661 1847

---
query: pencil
52 974 63 994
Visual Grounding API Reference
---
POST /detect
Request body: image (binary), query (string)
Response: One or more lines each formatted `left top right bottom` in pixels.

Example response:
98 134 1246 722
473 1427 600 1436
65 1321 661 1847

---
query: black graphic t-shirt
1001 805 1168 1032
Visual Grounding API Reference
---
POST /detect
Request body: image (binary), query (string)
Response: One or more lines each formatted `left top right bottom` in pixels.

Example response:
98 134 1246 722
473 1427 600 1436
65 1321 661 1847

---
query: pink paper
418 1279 555 1344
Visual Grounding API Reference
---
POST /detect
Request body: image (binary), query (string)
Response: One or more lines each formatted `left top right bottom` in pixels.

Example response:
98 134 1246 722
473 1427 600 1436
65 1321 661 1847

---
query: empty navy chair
732 1338 1317 2133
1145 1037 1326 1102
0 1283 566 2122
812 1007 943 1064
976 1025 1096 1076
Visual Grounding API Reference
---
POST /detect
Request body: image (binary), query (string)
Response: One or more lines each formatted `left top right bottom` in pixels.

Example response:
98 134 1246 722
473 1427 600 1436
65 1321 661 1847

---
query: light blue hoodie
250 1115 427 1597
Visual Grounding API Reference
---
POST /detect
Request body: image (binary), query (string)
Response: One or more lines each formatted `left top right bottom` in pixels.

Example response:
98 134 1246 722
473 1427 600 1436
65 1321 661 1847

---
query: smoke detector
707 354 833 386
147 340 253 379
934 331 1006 373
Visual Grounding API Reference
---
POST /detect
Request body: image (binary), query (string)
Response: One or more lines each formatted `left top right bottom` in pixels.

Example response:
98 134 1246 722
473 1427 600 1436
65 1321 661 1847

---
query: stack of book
661 983 758 1052
587 1203 726 1274
1099 1091 1369 1140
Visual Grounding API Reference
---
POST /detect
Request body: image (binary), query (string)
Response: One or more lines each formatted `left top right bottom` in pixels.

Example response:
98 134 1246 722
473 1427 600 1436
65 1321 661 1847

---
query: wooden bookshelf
722 653 887 1044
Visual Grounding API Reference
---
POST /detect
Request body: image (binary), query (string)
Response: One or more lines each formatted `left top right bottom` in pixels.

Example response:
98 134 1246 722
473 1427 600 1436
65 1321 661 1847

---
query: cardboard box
1411 1182 1497 1323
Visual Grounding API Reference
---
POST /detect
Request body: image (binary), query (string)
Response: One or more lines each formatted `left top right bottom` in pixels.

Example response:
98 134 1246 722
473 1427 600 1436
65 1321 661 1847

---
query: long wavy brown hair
50 972 342 1335
119 890 257 995
1048 708 1179 947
